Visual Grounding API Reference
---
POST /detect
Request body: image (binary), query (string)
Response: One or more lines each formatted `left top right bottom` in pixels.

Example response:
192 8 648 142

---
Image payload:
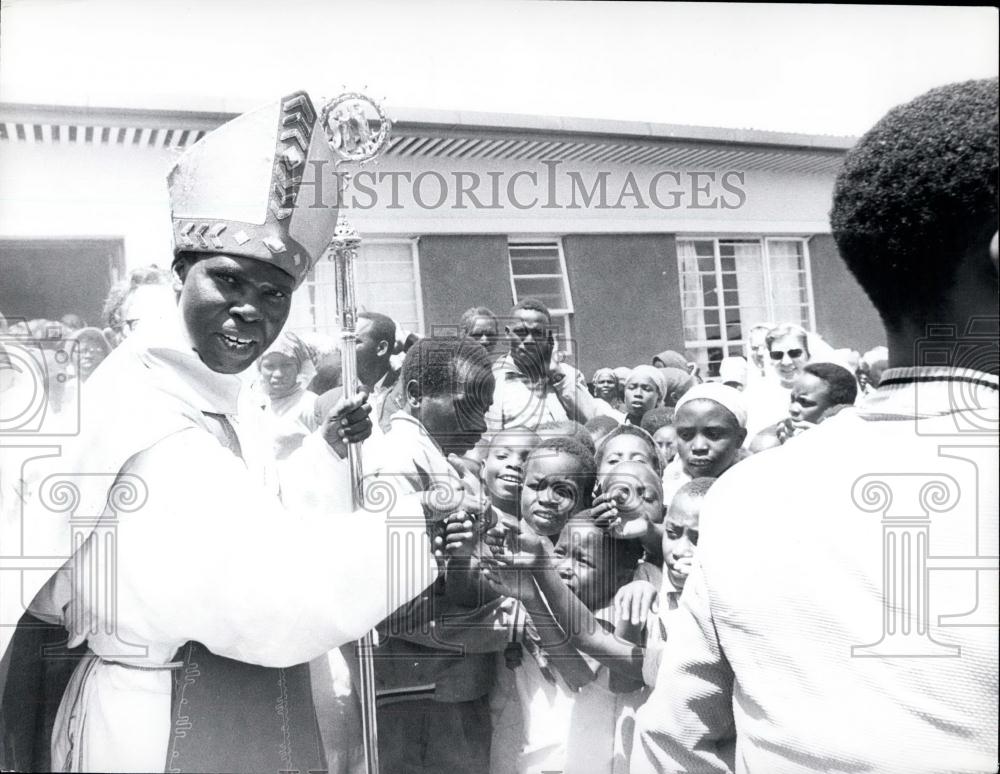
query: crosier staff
323 92 392 774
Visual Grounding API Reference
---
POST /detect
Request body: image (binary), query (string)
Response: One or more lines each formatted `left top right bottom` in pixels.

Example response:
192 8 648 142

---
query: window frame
676 235 816 367
295 236 425 337
507 236 575 347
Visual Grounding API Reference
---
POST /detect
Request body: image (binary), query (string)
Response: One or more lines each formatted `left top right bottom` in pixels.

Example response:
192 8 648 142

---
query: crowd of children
259 301 874 774
0 292 881 774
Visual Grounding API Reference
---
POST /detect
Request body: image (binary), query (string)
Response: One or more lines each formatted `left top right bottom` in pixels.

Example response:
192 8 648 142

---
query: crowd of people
0 77 996 774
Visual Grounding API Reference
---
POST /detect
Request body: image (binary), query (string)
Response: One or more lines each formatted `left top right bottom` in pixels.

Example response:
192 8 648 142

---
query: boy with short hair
482 427 541 530
363 337 505 774
483 513 646 774
749 361 858 452
519 436 596 542
613 477 715 687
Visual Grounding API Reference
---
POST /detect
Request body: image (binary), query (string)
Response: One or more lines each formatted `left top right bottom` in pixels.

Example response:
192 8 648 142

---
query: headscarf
626 364 668 400
718 356 748 388
674 382 749 428
592 367 617 384
652 349 690 371
658 367 696 406
260 331 308 372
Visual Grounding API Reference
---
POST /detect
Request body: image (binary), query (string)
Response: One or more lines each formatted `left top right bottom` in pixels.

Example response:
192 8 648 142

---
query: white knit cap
674 382 748 428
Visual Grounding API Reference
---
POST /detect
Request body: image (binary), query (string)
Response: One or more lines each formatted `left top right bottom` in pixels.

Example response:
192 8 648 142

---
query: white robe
11 313 439 772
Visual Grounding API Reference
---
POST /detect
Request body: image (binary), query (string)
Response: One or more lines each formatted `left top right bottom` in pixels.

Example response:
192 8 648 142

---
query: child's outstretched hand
591 490 621 533
422 454 489 520
480 524 549 598
615 579 659 626
433 510 478 558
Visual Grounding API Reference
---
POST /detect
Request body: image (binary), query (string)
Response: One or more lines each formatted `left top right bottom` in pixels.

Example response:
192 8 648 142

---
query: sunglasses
769 348 804 361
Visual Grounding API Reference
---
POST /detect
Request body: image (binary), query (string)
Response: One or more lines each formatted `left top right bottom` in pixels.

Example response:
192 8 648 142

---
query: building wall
0 138 177 269
562 234 683 376
808 234 886 350
416 235 511 335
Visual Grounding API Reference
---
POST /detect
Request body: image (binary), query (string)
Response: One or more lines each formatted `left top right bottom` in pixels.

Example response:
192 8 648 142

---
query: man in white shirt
634 78 999 774
486 299 569 432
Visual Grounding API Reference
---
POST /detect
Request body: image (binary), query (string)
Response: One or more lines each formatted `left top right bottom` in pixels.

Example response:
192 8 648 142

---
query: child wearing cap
662 383 748 503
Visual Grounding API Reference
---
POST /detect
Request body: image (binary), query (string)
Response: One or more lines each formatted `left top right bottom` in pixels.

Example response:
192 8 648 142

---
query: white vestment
11 314 438 772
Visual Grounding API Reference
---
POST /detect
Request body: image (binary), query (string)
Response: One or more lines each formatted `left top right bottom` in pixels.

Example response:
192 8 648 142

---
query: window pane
510 256 563 275
767 239 804 272
697 255 716 273
509 242 572 313
692 240 715 258
512 276 567 309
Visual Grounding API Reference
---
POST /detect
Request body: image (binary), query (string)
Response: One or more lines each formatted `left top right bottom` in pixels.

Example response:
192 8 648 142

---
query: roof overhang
0 102 854 175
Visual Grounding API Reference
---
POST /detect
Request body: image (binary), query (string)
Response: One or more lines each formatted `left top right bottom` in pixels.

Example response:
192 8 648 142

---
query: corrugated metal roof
0 102 851 174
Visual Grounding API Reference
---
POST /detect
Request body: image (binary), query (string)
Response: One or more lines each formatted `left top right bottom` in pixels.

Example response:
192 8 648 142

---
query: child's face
624 375 660 417
675 400 746 479
597 433 655 479
520 450 585 537
554 523 620 612
652 425 677 466
662 491 700 591
483 430 538 508
259 353 300 396
600 460 665 534
789 372 834 424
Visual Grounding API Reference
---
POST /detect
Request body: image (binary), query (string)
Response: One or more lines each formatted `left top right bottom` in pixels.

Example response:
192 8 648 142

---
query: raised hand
421 454 489 519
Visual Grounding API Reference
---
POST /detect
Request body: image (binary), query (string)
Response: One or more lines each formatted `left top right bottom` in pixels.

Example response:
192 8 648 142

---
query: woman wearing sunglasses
764 323 811 389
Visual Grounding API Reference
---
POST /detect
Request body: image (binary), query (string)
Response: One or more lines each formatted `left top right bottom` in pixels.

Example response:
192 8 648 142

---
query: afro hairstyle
830 78 999 328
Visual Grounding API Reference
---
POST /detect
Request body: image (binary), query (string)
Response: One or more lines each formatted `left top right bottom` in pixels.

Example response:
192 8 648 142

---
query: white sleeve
551 364 625 423
632 558 737 774
99 427 438 667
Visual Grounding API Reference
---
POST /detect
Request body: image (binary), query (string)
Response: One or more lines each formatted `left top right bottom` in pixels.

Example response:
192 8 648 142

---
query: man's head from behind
402 337 495 455
830 78 999 338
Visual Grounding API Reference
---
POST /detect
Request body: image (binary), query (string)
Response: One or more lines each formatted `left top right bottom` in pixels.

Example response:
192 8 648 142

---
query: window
507 239 575 352
677 237 815 377
286 237 424 339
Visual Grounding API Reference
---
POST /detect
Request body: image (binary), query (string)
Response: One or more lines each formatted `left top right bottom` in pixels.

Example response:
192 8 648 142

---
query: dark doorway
0 239 124 328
